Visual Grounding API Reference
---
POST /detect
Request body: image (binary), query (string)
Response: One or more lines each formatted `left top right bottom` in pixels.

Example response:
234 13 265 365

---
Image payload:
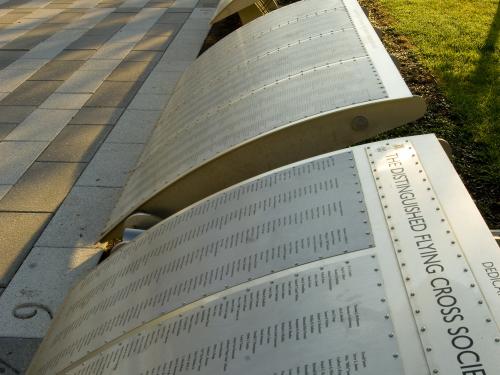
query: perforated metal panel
101 0 425 240
28 135 500 375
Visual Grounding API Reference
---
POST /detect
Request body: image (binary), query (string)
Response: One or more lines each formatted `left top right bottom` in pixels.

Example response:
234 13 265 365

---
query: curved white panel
28 135 500 375
102 0 425 239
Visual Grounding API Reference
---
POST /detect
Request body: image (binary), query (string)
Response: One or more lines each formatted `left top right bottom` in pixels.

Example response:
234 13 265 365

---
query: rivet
397 249 402 253
406 277 410 281
478 300 483 305
420 327 426 332
457 254 462 258
433 370 439 374
388 333 394 338
377 283 382 287
486 318 491 323
495 338 500 343
464 269 468 272
384 314 390 319
415 309 420 314
392 353 398 358
470 283 475 288
401 263 406 267
381 298 386 302
426 347 432 352
410 292 415 297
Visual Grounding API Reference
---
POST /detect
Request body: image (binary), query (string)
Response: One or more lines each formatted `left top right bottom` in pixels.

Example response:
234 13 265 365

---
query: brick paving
0 0 216 372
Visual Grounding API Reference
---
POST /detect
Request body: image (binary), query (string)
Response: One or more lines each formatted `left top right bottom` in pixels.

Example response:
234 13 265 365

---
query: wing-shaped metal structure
101 0 425 240
28 134 500 375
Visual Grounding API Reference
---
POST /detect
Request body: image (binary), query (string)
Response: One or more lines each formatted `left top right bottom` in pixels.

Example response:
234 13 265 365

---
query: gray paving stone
0 185 11 200
28 59 84 81
0 247 101 338
40 93 91 109
0 212 51 287
84 80 138 107
65 34 110 50
0 162 86 213
22 29 85 59
157 11 189 24
0 50 25 69
0 106 36 124
4 58 49 71
106 60 151 81
35 186 121 247
138 69 181 94
133 29 177 51
54 48 94 60
55 69 110 93
196 0 219 6
128 92 169 110
124 49 160 62
0 81 62 106
0 68 37 93
0 338 41 374
84 23 123 37
106 109 159 143
77 142 143 187
0 141 48 184
46 11 84 24
91 41 135 59
2 23 60 50
0 12 31 24
79 58 120 71
5 109 78 141
39 124 111 162
163 7 192 12
69 106 124 124
0 123 16 140
146 0 175 8
154 58 192 71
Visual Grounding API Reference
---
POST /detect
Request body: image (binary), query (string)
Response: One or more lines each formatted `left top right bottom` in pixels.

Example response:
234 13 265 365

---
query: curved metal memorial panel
102 0 426 240
28 135 500 375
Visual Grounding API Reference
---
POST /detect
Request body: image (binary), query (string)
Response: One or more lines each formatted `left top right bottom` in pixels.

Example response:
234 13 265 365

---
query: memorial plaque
367 140 500 374
101 0 425 239
28 152 374 375
28 135 500 375
69 254 402 375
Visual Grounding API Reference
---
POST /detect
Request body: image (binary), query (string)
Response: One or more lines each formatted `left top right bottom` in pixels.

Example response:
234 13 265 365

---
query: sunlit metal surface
101 0 425 240
28 135 500 375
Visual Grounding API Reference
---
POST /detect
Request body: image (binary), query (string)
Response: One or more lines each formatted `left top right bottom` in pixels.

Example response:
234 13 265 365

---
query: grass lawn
356 0 499 225
377 0 499 164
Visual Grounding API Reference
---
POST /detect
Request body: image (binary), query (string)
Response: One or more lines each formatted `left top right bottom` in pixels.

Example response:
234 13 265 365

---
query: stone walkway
0 0 216 372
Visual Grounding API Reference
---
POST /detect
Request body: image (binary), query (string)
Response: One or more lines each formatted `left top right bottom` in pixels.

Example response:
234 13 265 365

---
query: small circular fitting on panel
351 116 369 131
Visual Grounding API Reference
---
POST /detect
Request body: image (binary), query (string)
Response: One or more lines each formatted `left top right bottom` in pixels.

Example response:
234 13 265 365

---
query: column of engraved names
33 152 374 375
67 254 401 375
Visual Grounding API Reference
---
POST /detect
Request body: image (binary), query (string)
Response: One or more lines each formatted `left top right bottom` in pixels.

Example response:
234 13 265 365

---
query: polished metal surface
368 139 500 374
101 0 425 240
28 135 500 375
29 151 374 375
66 254 401 375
